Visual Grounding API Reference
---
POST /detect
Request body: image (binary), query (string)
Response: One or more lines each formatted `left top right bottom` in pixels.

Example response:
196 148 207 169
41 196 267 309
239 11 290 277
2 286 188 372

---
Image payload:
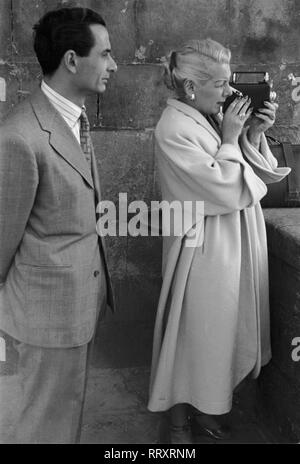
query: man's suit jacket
0 89 114 348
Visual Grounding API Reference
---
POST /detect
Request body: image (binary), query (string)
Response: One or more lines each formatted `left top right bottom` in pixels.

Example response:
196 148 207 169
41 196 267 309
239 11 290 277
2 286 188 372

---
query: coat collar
167 98 222 144
29 88 94 189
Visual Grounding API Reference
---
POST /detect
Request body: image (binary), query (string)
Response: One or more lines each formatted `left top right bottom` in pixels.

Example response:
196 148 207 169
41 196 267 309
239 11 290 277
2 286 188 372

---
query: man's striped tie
80 108 92 170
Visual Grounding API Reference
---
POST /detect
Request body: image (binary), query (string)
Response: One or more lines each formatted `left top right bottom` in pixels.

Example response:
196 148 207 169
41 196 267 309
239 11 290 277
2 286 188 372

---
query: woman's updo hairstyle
163 38 231 96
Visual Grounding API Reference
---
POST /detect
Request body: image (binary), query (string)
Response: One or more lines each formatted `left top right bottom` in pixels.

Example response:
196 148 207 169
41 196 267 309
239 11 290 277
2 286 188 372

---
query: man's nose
109 56 118 73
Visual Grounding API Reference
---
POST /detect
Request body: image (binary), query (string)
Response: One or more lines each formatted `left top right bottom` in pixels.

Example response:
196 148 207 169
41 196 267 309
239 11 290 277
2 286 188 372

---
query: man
0 7 117 443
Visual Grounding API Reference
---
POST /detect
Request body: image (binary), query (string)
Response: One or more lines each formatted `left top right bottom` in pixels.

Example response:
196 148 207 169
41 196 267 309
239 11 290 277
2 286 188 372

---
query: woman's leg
170 403 189 427
168 403 193 444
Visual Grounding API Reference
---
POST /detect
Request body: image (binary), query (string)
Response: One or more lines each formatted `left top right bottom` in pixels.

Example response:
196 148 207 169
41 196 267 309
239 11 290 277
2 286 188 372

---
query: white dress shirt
41 80 82 144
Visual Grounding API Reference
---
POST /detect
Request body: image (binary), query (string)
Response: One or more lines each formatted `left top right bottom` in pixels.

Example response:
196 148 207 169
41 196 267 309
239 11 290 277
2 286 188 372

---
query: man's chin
93 84 107 95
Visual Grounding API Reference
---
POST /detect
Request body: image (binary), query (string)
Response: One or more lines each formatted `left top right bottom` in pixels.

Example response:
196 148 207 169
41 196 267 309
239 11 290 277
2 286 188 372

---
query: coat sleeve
155 119 268 216
0 131 38 283
240 130 291 184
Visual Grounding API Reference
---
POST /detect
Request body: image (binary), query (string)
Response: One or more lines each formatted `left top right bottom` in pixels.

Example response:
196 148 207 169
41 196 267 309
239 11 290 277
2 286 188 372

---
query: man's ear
183 79 195 99
63 50 78 74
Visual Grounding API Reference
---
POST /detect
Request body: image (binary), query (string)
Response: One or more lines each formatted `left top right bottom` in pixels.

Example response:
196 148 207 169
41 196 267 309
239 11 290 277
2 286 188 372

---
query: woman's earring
190 93 195 101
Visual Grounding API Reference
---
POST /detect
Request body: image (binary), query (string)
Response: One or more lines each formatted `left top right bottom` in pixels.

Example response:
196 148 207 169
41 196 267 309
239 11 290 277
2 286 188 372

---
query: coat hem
148 395 233 415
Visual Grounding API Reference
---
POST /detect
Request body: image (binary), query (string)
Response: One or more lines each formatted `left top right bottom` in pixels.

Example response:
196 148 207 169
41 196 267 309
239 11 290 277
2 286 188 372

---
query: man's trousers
0 270 107 444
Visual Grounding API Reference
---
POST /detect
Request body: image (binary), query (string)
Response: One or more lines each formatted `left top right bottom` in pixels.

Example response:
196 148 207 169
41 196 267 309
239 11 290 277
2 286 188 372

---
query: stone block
126 236 162 279
104 236 128 280
257 362 300 442
268 125 300 144
89 0 137 63
91 129 156 203
98 64 169 129
269 256 300 314
264 209 300 272
228 0 300 64
267 256 300 384
269 301 300 387
264 209 300 230
135 0 230 63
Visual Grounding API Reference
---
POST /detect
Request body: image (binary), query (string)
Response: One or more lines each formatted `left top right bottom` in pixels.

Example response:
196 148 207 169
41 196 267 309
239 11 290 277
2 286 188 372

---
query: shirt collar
41 80 83 126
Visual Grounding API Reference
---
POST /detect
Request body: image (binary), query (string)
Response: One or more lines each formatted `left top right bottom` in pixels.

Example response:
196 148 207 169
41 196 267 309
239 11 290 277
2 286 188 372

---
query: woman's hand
222 97 252 146
247 101 278 149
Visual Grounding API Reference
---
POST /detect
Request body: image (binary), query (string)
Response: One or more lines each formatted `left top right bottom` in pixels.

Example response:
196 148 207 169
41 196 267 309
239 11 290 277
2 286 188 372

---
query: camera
222 71 276 113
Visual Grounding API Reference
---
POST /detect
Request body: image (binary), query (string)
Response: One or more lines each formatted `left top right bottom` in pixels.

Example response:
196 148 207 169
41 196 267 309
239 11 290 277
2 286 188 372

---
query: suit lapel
30 88 94 188
90 143 101 204
167 98 222 145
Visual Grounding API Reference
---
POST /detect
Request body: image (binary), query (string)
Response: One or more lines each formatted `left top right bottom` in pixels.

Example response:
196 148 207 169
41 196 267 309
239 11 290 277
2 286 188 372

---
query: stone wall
257 210 300 443
0 0 300 368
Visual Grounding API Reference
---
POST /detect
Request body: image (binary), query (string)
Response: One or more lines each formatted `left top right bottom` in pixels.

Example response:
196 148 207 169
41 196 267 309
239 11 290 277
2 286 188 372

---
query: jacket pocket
21 264 76 328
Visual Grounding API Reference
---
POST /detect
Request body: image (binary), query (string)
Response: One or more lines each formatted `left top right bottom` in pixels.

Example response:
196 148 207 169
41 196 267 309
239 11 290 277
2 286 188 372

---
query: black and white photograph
0 0 299 450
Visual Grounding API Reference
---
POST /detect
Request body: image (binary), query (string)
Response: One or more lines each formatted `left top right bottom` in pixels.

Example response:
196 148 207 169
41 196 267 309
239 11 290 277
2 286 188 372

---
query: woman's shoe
191 413 231 440
169 423 194 444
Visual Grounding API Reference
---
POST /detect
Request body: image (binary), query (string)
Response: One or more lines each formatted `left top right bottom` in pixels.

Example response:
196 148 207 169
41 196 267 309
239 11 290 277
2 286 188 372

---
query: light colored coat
148 98 290 414
0 89 114 348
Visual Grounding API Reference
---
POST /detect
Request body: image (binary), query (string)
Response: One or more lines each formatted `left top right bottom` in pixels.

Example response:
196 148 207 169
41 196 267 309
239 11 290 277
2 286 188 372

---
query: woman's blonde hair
163 38 231 95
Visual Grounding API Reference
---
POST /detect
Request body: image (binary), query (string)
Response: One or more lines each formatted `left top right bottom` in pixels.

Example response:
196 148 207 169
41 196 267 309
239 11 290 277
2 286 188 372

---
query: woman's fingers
256 100 276 116
228 96 245 111
233 97 249 113
245 106 253 118
263 101 278 111
229 97 251 115
255 108 276 120
253 112 275 123
240 99 252 115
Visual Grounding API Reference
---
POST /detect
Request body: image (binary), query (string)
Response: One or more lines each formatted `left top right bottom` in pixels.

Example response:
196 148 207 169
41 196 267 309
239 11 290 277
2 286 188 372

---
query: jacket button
94 270 100 277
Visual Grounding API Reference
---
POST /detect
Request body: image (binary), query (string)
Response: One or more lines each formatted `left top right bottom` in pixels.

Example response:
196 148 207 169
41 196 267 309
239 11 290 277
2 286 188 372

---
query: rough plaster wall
0 0 300 366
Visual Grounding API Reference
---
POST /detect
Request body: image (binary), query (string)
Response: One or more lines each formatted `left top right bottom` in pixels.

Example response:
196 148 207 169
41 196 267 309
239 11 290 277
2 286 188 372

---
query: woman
148 38 290 444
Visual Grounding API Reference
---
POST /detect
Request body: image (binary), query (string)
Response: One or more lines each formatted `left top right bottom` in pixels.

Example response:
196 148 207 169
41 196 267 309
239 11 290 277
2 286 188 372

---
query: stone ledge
260 208 300 442
263 208 300 271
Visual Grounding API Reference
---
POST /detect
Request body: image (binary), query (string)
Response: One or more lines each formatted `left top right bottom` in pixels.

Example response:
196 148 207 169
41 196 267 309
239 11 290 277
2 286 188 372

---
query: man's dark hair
33 7 106 76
